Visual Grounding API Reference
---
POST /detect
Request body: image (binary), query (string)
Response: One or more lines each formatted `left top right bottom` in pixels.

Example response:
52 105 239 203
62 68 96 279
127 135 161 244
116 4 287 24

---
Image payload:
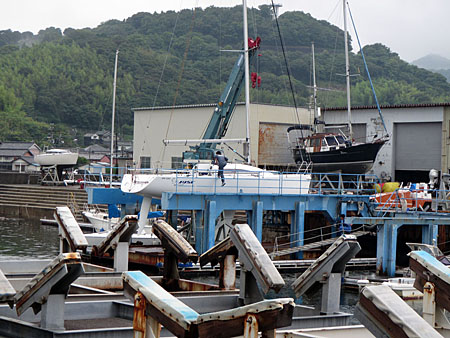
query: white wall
133 103 309 168
323 106 444 179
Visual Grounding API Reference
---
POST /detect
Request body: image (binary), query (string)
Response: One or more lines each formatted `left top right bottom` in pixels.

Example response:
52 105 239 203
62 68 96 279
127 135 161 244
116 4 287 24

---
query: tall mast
311 42 318 131
110 49 119 187
243 0 251 164
343 0 353 139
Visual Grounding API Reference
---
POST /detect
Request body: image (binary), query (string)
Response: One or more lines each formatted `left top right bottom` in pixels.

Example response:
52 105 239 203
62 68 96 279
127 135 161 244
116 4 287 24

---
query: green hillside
0 5 449 146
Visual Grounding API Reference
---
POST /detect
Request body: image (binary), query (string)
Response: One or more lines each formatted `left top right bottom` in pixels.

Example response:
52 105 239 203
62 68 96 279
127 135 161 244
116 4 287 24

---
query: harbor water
0 217 363 322
0 217 59 259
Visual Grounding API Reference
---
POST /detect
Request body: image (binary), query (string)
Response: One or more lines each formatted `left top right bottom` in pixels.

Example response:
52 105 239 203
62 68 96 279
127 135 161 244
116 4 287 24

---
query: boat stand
200 237 237 290
409 250 450 331
91 215 138 272
0 269 15 308
231 223 285 305
55 206 88 253
123 270 294 338
13 252 84 330
292 234 361 314
200 223 285 304
355 284 441 338
152 220 198 290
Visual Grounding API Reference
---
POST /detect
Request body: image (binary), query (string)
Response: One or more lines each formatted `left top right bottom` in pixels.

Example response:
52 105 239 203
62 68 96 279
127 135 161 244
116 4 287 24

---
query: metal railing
127 167 310 195
271 224 370 257
126 167 381 196
309 172 379 195
372 187 450 215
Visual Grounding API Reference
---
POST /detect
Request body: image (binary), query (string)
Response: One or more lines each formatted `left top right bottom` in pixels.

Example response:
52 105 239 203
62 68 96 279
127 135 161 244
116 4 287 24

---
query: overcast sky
1 0 448 62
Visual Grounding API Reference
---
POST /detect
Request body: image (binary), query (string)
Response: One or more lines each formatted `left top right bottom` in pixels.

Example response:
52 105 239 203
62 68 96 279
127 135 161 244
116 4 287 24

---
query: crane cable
269 0 311 164
159 5 199 166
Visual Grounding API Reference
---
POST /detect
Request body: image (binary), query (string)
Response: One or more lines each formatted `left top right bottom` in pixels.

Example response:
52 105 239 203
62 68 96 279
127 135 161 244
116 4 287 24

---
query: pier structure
348 214 450 276
88 174 447 277
161 190 371 255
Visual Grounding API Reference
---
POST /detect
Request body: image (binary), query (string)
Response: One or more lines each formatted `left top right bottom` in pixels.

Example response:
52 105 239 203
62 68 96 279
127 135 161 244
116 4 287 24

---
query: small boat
121 162 311 198
289 128 386 174
84 229 161 247
82 209 119 232
34 149 78 166
371 182 432 212
82 206 165 233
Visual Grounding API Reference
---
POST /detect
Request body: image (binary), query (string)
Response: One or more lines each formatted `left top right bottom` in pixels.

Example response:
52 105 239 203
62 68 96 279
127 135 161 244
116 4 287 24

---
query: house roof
12 156 37 165
0 149 33 157
0 142 38 150
78 153 105 161
96 130 111 137
83 144 109 152
322 102 450 112
132 102 300 112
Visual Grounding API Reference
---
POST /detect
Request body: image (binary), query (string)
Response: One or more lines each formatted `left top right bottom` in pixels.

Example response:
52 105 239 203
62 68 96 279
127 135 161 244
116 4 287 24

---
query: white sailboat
121 1 311 234
121 162 310 197
34 149 78 166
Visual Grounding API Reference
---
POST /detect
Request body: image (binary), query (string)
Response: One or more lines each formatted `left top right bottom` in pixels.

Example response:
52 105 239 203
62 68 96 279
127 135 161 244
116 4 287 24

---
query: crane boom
183 37 261 162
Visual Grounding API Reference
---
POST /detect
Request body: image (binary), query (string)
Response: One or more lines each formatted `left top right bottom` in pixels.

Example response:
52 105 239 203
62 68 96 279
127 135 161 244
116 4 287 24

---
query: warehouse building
322 103 450 182
132 103 309 169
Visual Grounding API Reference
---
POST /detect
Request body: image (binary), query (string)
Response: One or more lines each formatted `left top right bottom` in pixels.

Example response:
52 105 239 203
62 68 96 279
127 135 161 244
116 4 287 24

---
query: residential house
83 130 112 146
0 142 41 171
12 156 39 172
78 144 110 163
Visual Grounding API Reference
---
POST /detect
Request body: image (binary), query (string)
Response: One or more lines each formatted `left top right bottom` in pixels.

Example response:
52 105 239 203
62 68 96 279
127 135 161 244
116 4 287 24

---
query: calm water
0 218 432 328
0 218 59 259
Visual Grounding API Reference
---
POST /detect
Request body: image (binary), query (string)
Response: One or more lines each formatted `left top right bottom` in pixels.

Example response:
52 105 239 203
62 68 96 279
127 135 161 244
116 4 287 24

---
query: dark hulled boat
288 126 386 174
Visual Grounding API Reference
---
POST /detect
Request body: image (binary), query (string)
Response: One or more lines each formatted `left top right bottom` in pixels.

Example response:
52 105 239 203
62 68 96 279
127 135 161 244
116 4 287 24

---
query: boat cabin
297 133 351 153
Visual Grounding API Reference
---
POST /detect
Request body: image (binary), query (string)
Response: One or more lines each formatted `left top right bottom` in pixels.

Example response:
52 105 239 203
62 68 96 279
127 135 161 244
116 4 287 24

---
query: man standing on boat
215 151 228 186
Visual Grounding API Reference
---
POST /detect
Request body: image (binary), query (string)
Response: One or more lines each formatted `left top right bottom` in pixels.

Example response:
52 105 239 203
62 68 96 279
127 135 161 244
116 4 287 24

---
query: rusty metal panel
258 123 293 165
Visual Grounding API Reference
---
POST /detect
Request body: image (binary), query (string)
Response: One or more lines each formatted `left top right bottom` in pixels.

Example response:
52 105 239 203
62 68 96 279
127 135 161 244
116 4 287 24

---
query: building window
171 157 183 169
140 156 151 169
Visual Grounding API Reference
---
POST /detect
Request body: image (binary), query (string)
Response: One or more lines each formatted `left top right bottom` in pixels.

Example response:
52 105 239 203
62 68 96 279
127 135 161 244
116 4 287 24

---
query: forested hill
0 5 449 146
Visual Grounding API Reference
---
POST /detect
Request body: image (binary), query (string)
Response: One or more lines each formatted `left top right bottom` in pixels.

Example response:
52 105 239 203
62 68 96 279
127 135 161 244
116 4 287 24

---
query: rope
274 224 368 251
347 2 388 137
160 5 199 165
270 0 310 164
137 4 182 168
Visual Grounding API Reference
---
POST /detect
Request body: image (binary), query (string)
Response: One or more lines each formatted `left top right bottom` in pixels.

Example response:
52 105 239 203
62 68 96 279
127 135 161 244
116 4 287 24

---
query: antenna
271 3 282 20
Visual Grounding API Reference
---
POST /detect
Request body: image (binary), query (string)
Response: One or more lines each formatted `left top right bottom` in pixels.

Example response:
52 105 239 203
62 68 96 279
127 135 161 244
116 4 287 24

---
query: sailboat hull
121 164 311 197
293 140 386 174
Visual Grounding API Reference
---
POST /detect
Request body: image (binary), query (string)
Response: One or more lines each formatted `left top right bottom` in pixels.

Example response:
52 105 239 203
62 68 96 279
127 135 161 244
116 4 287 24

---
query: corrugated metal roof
322 102 450 111
132 102 302 111
0 149 31 157
133 102 450 112
0 142 37 150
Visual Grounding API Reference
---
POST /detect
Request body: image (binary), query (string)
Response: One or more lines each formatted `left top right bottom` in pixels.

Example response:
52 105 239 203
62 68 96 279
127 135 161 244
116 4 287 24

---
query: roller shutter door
395 122 441 170
258 122 293 165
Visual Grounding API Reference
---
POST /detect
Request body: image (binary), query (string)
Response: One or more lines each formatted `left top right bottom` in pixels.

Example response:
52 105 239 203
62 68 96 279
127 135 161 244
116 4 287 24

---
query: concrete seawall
0 184 88 221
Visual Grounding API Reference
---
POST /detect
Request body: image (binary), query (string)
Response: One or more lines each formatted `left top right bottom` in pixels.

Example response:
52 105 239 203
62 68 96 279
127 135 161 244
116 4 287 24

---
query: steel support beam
251 201 263 241
194 210 204 254
291 202 305 260
205 200 217 251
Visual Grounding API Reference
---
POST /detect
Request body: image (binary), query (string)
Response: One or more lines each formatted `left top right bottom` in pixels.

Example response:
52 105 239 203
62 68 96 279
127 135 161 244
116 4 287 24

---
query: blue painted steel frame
89 187 447 277
348 215 450 276
87 187 160 217
161 192 371 254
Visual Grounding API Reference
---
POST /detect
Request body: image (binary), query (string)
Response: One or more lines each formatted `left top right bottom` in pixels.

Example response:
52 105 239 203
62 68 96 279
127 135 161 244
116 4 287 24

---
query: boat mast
243 0 251 164
110 49 119 187
311 42 318 132
343 0 353 139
